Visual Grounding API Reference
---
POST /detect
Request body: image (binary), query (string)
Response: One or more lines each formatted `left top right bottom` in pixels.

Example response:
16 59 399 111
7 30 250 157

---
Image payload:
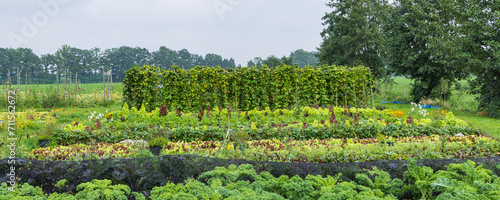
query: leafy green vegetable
75 179 145 200
2 161 500 199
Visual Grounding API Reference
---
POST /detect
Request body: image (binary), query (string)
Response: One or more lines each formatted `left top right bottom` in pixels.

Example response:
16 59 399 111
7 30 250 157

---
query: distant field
0 82 124 112
1 82 123 94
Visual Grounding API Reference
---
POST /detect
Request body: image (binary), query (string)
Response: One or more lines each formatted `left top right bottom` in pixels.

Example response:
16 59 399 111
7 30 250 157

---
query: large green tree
55 45 76 74
246 57 263 68
262 55 282 68
385 0 466 102
204 53 224 68
222 58 236 69
455 0 500 117
177 49 193 68
12 48 41 79
102 46 151 81
40 54 58 79
290 49 319 68
151 46 178 70
246 60 256 68
318 0 389 79
280 55 293 66
0 48 11 81
55 45 101 78
192 54 204 66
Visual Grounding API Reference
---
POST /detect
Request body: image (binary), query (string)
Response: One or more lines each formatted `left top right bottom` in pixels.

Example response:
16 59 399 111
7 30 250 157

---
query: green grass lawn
452 110 500 136
1 82 124 94
376 77 478 111
376 77 500 137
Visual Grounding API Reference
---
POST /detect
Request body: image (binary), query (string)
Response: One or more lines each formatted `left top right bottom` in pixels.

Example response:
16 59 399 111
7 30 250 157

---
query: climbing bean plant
122 65 161 111
123 64 373 111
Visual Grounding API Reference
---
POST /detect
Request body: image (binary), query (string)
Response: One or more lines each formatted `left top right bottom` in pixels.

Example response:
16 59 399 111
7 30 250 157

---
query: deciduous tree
318 0 389 79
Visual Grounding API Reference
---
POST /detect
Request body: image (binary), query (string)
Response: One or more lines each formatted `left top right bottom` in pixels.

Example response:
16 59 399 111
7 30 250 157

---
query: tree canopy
319 0 500 117
317 0 389 79
0 45 236 83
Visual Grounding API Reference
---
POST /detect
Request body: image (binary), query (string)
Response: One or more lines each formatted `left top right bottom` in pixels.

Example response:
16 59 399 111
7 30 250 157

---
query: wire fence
1 67 120 111
0 71 114 85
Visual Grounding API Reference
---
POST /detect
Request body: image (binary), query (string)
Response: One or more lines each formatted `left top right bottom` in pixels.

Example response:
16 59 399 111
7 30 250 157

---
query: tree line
0 45 236 83
246 49 319 69
0 45 319 84
317 0 500 117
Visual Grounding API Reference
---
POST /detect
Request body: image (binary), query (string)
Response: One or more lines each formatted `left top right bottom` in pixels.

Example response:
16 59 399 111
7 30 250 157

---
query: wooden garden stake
371 85 375 108
64 67 67 99
370 72 375 108
103 66 106 102
58 71 61 96
75 72 78 103
69 73 71 101
17 68 20 94
8 70 11 90
110 69 113 100
362 84 366 104
108 69 111 101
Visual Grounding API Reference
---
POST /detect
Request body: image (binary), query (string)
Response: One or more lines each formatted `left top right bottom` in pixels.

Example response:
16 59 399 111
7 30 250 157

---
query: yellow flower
391 110 405 118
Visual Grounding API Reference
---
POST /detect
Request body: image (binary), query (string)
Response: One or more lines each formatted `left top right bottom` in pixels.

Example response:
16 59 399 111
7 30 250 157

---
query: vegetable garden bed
2 156 500 199
49 104 483 147
0 99 494 199
27 135 500 163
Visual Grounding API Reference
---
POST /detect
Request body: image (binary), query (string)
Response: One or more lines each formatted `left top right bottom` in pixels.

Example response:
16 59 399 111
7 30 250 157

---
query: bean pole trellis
123 64 374 112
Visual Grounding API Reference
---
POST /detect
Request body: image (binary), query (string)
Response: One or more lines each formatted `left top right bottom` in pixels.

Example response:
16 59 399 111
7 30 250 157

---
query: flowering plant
409 102 429 117
87 110 107 132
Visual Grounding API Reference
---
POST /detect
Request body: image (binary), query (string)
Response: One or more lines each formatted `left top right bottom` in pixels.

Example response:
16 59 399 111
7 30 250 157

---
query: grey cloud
0 0 329 65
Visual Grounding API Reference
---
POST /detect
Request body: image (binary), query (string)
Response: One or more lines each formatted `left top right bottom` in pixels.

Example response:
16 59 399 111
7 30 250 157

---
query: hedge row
123 65 373 111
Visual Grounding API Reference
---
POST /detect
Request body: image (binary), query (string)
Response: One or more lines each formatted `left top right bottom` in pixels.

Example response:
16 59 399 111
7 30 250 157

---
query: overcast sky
0 0 330 66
